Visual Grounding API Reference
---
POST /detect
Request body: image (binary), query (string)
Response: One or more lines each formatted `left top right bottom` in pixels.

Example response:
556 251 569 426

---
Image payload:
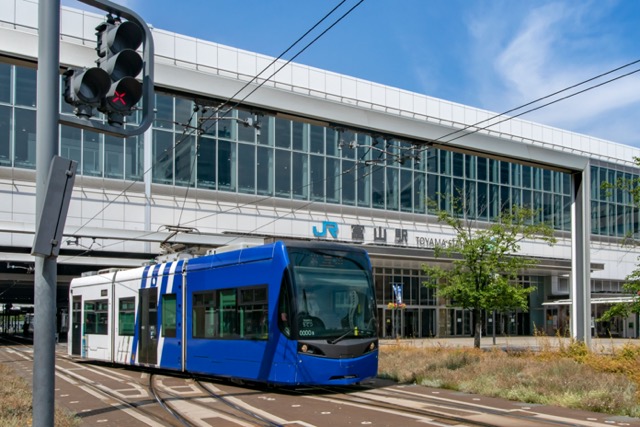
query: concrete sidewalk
380 335 640 352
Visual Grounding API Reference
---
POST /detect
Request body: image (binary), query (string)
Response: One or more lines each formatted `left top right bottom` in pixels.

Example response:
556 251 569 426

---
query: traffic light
63 67 110 118
95 18 144 126
60 0 154 138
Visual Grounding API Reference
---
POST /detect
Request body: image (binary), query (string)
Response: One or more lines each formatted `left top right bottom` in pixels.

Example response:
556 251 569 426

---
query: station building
1 0 639 339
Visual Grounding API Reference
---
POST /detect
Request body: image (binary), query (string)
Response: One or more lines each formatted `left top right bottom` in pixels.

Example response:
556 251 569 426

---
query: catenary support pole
33 0 60 426
571 165 591 347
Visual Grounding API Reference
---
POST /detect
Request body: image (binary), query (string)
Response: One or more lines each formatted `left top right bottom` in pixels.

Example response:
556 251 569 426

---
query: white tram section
1 0 640 339
70 261 184 365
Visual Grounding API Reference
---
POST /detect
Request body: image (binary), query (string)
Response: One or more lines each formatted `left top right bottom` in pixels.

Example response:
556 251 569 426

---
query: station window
0 62 11 103
0 105 10 165
84 300 108 335
162 294 177 338
118 298 135 336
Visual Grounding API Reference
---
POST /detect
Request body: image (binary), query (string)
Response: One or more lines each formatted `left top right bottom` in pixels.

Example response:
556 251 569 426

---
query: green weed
378 344 640 417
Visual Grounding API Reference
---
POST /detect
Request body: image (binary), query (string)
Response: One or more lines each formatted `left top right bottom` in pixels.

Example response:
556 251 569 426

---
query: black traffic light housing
95 17 144 126
59 0 154 138
63 67 110 117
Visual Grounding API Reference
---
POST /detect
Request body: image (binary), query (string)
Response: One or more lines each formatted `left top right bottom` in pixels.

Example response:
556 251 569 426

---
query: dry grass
378 341 640 417
0 364 80 427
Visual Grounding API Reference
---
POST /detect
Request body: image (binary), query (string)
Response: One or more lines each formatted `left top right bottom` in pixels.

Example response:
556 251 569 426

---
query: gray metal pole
34 0 60 426
570 165 591 347
492 310 496 346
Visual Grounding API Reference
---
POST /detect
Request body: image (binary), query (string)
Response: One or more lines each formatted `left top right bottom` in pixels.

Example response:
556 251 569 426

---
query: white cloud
466 1 640 147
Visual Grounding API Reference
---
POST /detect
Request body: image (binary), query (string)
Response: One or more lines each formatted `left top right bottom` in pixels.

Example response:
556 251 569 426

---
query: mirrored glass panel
125 136 143 181
83 130 103 177
175 135 195 187
238 143 255 194
256 146 273 195
218 140 236 191
15 67 36 107
0 63 10 103
60 125 81 165
153 130 174 184
275 149 290 197
14 108 36 169
0 105 10 165
105 135 124 179
197 136 216 189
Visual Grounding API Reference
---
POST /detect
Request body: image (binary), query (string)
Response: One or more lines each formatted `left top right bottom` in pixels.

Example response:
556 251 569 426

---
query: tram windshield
287 247 377 341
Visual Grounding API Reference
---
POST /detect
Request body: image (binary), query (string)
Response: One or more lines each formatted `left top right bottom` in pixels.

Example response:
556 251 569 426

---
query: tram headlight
369 342 376 352
297 342 325 355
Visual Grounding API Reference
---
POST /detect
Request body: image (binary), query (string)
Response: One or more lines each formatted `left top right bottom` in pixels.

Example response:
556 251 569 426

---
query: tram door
138 288 158 365
71 296 82 356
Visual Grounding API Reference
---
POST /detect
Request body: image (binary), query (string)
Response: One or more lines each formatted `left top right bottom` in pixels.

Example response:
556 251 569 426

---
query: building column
571 164 591 346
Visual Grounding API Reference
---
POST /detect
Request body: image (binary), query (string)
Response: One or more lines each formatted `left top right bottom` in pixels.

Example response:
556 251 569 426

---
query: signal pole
33 0 60 426
32 2 151 423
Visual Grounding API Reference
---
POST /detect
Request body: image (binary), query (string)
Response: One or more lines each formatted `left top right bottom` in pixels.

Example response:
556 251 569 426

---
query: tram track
194 379 284 427
1 336 285 426
288 383 597 427
0 337 182 426
148 374 194 427
148 373 284 427
0 337 627 426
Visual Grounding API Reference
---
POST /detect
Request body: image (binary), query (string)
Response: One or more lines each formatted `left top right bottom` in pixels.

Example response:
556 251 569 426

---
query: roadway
0 337 638 427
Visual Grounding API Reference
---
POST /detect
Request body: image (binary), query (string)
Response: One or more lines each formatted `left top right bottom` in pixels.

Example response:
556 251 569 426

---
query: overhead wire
195 0 366 137
433 58 640 144
67 0 353 240
59 0 365 263
64 59 640 261
442 66 640 145
58 2 640 263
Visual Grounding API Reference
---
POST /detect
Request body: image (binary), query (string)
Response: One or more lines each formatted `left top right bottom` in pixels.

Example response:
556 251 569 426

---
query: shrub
378 344 640 417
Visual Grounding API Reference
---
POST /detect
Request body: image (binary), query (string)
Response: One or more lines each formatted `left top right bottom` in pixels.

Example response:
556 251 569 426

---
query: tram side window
238 286 268 339
84 300 108 335
192 286 267 340
192 291 217 338
162 294 177 338
218 289 238 338
118 298 135 336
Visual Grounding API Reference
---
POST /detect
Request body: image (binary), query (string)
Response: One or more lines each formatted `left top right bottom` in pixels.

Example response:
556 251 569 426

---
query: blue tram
68 241 379 385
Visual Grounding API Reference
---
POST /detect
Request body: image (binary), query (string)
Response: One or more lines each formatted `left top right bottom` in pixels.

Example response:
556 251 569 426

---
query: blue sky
64 0 640 148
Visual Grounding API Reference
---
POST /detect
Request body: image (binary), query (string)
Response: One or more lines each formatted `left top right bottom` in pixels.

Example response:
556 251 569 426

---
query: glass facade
1 61 639 237
4 59 640 338
136 89 577 229
590 163 640 238
0 63 144 179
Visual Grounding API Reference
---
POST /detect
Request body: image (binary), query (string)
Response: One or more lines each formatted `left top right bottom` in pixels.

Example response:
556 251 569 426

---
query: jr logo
313 221 339 239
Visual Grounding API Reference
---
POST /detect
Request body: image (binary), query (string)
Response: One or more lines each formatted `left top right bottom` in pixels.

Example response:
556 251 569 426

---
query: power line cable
64 0 358 242
63 60 640 262
443 67 640 145
60 0 365 263
434 58 640 144
156 0 366 247
196 0 366 137
60 4 640 262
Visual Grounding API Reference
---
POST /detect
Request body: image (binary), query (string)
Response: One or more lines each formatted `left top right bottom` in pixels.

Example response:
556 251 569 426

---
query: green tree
600 157 640 323
422 204 556 348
